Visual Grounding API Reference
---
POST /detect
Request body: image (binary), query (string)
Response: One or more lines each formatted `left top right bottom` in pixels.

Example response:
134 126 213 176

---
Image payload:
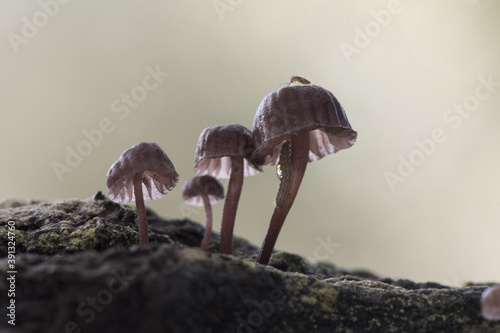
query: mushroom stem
257 131 310 265
200 194 213 251
275 142 292 207
133 174 149 245
220 156 244 255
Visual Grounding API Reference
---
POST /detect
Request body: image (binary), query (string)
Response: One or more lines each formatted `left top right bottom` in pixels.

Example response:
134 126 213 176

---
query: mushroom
251 76 357 265
194 124 262 255
182 175 225 251
106 142 179 245
481 285 500 320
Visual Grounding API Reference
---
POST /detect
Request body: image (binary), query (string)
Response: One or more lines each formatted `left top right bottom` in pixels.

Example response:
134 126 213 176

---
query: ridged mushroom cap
481 285 500 320
182 175 225 206
251 83 357 166
194 124 262 179
106 142 179 204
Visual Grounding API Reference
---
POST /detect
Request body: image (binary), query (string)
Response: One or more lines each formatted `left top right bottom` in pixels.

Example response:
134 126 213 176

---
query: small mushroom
182 175 225 251
481 285 500 321
251 76 357 265
194 124 262 255
106 142 179 245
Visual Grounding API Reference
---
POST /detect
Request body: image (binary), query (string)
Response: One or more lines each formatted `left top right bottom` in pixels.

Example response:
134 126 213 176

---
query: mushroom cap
481 285 500 321
182 175 225 206
106 142 179 204
194 124 262 179
251 84 357 166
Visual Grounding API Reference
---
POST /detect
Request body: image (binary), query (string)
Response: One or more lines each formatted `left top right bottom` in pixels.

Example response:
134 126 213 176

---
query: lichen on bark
0 194 498 332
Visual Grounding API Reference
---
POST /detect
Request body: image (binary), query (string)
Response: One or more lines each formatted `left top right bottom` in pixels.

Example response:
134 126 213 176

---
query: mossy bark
0 194 498 332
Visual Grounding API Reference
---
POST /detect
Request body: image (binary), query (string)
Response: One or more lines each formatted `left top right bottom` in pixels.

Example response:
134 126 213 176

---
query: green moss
300 294 318 305
282 275 340 328
239 258 260 274
27 232 64 253
12 229 25 244
69 226 98 251
40 232 63 247
270 251 310 274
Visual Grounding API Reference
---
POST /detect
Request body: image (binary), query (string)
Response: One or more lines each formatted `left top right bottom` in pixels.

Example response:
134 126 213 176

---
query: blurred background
1 0 499 285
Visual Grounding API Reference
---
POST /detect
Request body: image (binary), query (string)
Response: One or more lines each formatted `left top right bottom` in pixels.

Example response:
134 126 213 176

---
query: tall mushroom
182 175 225 251
106 142 179 245
251 76 357 265
194 124 262 255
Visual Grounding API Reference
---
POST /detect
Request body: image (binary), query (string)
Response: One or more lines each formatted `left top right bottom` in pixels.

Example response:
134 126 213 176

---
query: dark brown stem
257 131 310 265
133 174 149 245
220 156 244 255
275 142 291 207
200 195 213 251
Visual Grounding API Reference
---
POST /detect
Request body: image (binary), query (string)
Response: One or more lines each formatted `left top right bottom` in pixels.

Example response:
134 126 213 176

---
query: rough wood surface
0 194 498 332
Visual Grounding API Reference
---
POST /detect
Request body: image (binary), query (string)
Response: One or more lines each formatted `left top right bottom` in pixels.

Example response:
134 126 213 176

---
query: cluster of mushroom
105 76 357 265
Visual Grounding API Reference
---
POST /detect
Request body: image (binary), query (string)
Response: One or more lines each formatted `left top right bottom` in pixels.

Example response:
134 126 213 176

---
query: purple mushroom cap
194 124 262 179
182 175 225 206
106 142 179 204
251 84 357 166
481 285 500 321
